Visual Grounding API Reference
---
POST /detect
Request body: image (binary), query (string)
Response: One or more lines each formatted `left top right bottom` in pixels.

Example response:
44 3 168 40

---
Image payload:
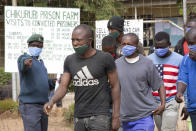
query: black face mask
73 44 89 56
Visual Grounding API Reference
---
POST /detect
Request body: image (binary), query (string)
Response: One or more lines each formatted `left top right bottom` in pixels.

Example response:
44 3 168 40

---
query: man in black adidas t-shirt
44 24 121 131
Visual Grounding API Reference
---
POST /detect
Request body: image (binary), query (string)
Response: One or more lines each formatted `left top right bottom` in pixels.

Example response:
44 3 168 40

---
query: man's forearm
50 72 71 104
177 82 187 94
158 85 166 106
50 85 67 104
111 83 120 118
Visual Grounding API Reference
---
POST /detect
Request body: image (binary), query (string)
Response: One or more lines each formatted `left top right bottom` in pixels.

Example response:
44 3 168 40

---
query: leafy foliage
0 67 11 88
0 99 18 113
75 0 124 20
177 1 196 17
63 103 74 123
17 0 127 29
67 82 74 93
18 0 47 6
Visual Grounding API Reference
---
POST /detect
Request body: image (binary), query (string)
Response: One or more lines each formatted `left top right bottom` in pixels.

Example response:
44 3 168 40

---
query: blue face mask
189 45 196 52
186 27 191 33
155 47 169 57
29 47 42 56
122 45 136 56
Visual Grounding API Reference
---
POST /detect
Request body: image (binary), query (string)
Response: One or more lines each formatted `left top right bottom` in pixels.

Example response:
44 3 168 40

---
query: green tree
75 0 127 30
75 0 124 20
0 67 11 88
18 0 126 25
177 0 196 18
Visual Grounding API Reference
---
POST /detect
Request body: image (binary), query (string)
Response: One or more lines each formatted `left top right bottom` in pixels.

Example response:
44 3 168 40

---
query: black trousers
74 115 111 131
19 101 48 131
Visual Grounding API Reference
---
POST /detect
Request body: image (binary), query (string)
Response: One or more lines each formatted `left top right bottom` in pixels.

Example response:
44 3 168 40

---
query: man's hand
175 92 183 103
189 50 196 61
24 59 32 67
43 101 54 115
181 107 189 120
152 105 165 115
111 117 120 131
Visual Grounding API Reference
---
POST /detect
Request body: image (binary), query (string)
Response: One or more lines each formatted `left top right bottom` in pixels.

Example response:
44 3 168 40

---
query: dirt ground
0 93 75 131
0 93 190 131
0 114 72 131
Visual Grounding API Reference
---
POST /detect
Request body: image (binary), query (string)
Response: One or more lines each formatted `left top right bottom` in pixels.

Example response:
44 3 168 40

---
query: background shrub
0 67 11 88
0 99 18 114
63 103 74 123
67 82 74 93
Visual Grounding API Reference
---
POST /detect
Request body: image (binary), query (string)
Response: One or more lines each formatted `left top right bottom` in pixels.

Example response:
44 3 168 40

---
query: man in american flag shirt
148 32 183 131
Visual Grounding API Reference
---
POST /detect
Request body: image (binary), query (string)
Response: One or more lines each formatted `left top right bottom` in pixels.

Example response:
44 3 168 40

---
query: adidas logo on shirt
73 66 99 86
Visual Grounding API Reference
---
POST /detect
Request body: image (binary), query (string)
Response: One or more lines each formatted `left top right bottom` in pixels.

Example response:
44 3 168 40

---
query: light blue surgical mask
29 47 42 56
155 47 169 57
186 27 191 33
189 45 196 52
122 45 136 56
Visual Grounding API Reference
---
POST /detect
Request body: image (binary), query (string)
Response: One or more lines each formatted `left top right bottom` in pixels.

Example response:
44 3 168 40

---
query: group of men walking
17 16 196 131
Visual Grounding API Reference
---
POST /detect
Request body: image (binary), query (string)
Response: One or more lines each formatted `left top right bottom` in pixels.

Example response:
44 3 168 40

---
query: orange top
183 41 189 55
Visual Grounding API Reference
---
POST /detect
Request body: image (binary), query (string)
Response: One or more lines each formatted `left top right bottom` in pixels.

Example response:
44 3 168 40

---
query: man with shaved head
115 33 165 131
176 27 196 131
44 24 121 131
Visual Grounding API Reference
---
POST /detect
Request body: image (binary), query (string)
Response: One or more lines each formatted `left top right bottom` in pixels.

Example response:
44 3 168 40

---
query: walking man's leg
161 100 179 131
189 111 196 131
19 102 48 131
74 118 87 131
41 111 48 131
88 115 111 131
154 113 162 130
122 115 154 131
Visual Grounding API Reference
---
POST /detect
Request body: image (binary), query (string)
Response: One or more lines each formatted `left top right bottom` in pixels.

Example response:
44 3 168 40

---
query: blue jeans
74 115 111 131
122 115 154 131
19 101 48 131
189 110 196 131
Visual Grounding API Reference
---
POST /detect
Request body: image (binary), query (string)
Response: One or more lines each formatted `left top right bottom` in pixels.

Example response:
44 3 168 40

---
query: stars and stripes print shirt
153 64 179 102
148 52 183 103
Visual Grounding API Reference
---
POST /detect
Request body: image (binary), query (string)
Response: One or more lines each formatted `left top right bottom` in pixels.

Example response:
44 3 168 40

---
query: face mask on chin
73 44 89 56
28 47 42 56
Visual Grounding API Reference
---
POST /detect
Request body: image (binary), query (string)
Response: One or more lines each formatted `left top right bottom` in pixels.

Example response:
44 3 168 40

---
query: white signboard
96 19 143 50
5 6 80 73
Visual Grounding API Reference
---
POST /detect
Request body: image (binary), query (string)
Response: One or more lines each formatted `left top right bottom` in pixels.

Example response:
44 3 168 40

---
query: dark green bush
0 99 18 113
0 67 12 87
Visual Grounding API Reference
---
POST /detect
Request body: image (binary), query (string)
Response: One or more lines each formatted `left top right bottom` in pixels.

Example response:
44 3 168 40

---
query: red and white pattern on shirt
152 64 179 98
